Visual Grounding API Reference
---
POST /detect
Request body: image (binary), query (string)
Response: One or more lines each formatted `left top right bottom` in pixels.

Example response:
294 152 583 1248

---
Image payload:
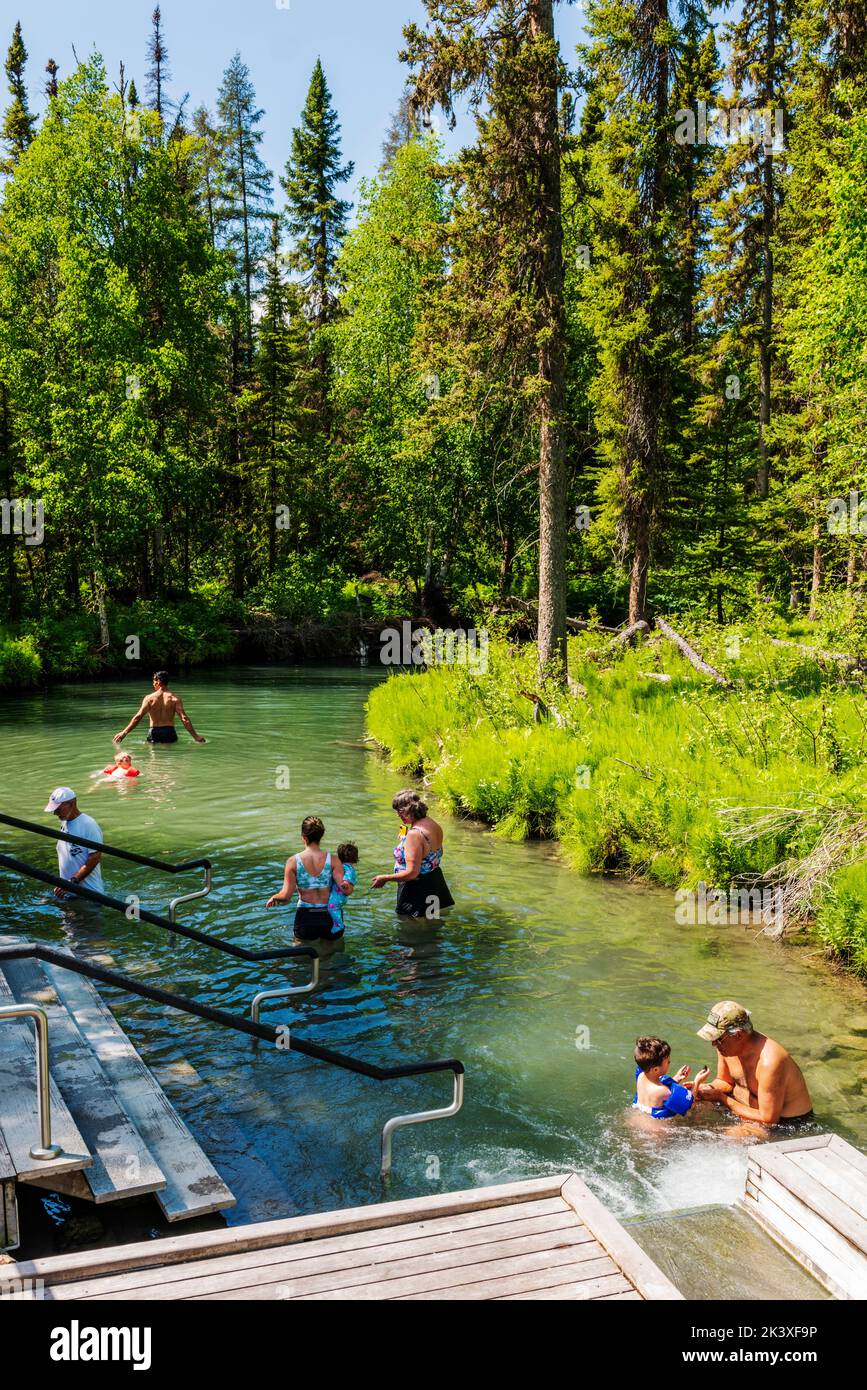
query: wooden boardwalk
1 1174 683 1301
744 1133 867 1299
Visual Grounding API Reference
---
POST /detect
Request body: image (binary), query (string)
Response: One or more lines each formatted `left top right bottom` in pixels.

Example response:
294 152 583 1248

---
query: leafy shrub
0 632 42 686
813 863 867 979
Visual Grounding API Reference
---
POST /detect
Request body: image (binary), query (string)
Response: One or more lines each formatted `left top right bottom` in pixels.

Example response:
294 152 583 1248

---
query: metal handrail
168 865 212 926
251 961 321 1023
0 1005 61 1161
0 853 319 1012
0 813 211 924
0 853 315 964
381 1071 465 1178
0 943 465 1177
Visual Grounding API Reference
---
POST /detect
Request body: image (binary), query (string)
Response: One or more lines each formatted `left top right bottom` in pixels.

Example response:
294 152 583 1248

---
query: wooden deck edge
746 1134 831 1160
740 1193 847 1301
0 1174 566 1288
829 1134 867 1179
754 1149 867 1251
559 1174 684 1301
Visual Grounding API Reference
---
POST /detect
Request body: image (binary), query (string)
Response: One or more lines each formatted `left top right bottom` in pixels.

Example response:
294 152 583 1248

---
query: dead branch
655 617 732 687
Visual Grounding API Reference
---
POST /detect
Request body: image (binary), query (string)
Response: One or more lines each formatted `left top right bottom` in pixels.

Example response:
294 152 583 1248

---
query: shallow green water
0 666 865 1239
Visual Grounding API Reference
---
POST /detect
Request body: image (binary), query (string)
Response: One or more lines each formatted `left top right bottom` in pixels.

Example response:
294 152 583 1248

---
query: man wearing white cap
43 789 105 899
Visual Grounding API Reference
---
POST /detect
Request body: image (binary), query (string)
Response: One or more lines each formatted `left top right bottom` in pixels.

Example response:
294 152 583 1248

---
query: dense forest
1 1 867 686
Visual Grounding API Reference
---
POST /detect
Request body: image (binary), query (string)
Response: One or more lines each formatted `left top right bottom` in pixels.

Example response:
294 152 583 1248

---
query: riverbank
366 625 867 981
0 579 414 688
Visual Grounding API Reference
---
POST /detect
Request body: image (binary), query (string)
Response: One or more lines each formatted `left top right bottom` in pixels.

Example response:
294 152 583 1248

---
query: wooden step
0 957 166 1206
42 955 235 1223
744 1134 867 1299
0 971 92 1183
0 1126 18 1251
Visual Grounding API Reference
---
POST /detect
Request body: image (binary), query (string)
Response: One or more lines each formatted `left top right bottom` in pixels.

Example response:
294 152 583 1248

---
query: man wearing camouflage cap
694 1000 813 1126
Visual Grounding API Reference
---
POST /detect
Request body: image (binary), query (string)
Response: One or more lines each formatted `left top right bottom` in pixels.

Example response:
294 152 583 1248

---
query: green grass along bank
365 627 867 982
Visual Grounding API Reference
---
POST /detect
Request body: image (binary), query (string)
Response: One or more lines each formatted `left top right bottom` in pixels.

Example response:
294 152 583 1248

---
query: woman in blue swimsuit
266 816 347 942
371 789 455 919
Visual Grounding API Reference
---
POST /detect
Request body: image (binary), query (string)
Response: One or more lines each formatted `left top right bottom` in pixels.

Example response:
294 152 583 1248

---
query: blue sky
10 1 587 213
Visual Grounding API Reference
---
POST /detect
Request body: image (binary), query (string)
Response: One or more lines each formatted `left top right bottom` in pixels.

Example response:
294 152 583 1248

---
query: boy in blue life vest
633 1036 710 1119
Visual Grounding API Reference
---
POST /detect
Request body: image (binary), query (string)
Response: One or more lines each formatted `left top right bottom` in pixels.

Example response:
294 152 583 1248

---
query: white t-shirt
57 813 105 896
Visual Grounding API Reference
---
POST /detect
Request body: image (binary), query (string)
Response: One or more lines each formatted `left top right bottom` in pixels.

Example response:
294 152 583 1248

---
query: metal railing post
0 1005 61 1161
167 864 213 928
380 1071 465 1178
251 955 321 1024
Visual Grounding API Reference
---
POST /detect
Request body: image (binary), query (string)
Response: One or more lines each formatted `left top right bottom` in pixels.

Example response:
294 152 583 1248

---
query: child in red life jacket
103 751 141 780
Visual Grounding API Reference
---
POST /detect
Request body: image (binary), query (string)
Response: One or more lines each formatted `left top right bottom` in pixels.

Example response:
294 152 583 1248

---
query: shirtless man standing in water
694 1001 813 1126
114 671 206 746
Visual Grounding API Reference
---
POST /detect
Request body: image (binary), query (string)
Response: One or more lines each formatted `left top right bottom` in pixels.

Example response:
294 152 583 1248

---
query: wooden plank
743 1186 865 1300
759 1147 867 1253
77 1222 601 1302
748 1166 867 1285
269 1245 617 1303
0 958 165 1204
0 971 92 1182
42 958 234 1222
2 1176 567 1289
748 1134 831 1158
495 1273 636 1301
48 1207 582 1301
400 1264 628 1302
0 1124 14 1183
1 1180 19 1252
789 1147 867 1220
560 1173 683 1300
830 1135 867 1180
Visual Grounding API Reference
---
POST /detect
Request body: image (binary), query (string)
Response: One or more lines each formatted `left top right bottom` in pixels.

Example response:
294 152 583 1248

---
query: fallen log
641 672 672 683
611 620 649 649
496 597 618 634
655 617 732 688
770 638 867 671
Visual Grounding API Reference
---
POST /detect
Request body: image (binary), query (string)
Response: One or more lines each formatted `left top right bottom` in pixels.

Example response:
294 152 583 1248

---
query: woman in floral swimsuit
371 789 455 919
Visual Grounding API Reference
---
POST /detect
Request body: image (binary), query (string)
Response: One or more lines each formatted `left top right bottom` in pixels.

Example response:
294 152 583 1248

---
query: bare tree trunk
808 522 824 621
91 524 110 652
757 0 776 500
498 525 514 598
1 386 19 621
629 506 651 626
530 0 568 684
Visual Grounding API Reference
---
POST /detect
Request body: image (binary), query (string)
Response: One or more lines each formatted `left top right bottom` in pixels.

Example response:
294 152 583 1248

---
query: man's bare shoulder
757 1035 789 1070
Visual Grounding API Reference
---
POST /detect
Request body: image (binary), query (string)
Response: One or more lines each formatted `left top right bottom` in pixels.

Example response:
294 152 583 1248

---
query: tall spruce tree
708 0 794 505
402 0 573 680
45 58 59 102
282 59 353 332
145 5 170 119
253 218 315 576
776 0 867 614
1 22 36 175
579 1 685 625
215 53 273 361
